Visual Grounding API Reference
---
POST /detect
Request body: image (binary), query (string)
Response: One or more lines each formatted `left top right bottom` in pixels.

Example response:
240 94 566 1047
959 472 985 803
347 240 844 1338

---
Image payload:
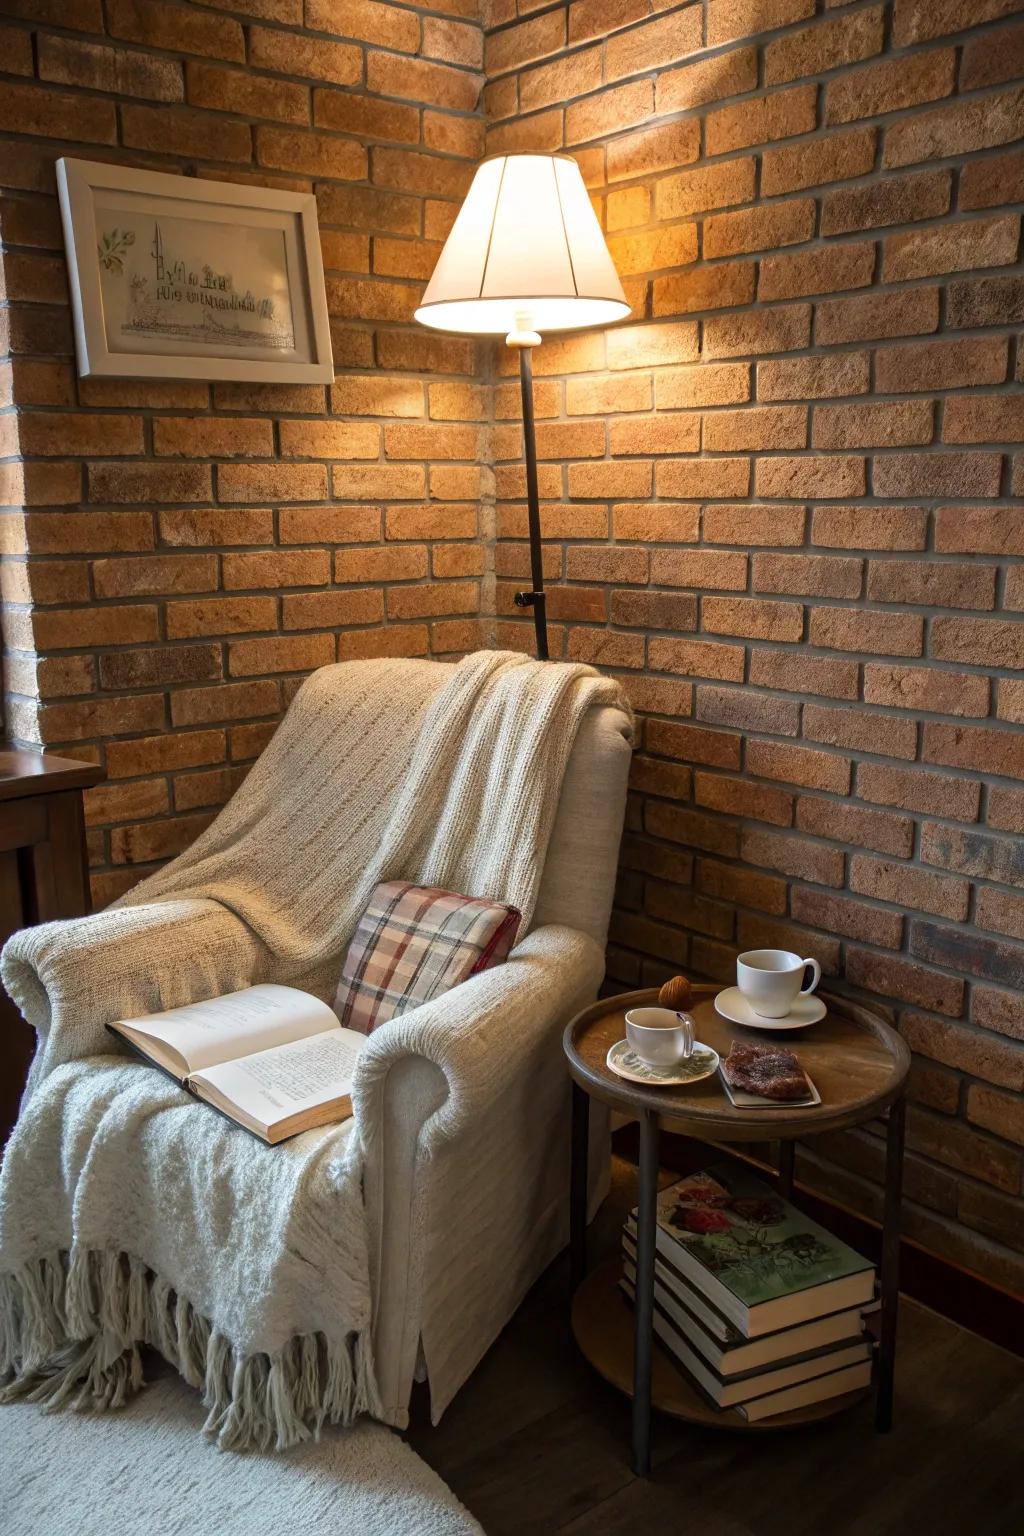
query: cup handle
800 958 821 996
677 1013 694 1059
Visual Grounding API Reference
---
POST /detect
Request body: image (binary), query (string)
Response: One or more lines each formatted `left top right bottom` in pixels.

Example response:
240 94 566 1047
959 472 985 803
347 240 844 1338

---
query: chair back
533 703 633 946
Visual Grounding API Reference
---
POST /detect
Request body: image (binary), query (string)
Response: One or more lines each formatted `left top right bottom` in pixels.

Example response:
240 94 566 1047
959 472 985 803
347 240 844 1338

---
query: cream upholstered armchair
360 697 632 1426
1 660 633 1434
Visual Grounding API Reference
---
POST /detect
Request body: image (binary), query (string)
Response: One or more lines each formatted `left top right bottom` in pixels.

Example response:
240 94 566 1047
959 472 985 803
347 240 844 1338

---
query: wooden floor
409 1157 1024 1536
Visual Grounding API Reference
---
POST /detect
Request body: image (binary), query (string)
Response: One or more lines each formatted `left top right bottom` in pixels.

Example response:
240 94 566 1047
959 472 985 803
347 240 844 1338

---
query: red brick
742 825 845 886
875 337 1009 394
816 288 939 345
826 47 955 125
761 126 877 199
883 215 1020 283
606 117 701 182
922 823 1023 889
988 785 1024 834
652 261 756 318
793 887 903 949
758 241 876 302
705 84 818 156
814 400 934 450
805 701 917 760
765 6 884 85
943 394 1024 444
696 773 794 827
748 739 852 794
912 917 1024 991
612 504 700 542
821 169 952 236
973 984 1024 1043
923 721 1024 781
702 405 807 452
851 855 970 920
652 549 748 590
655 159 756 220
656 42 758 112
704 304 810 360
755 456 866 500
847 948 964 1017
931 617 1023 669
811 505 928 552
704 504 806 545
106 0 244 60
707 1 815 50
886 85 1024 169
704 199 814 261
566 81 653 145
796 795 915 858
864 663 990 718
869 558 996 611
648 636 745 682
656 460 752 499
946 273 1024 329
758 353 869 402
874 452 1002 500
752 552 862 599
960 147 1024 212
698 858 787 916
858 763 981 822
703 595 804 642
646 719 741 770
976 887 1024 945
695 682 802 735
749 649 860 701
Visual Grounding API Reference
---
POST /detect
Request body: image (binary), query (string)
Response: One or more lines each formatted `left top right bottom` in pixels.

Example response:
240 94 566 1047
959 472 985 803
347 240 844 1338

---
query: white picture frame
56 157 334 383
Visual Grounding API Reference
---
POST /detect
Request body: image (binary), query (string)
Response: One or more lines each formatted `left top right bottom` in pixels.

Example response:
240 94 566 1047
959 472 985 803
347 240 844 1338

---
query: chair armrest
350 923 605 1425
1 898 267 1091
351 923 604 1157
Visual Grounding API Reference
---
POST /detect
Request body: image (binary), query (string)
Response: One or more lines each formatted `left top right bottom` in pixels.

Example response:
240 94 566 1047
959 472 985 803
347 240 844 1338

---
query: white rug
3 1366 483 1536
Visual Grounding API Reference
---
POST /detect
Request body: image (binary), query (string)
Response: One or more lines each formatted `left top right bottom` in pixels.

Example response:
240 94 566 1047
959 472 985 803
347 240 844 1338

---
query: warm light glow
414 154 630 337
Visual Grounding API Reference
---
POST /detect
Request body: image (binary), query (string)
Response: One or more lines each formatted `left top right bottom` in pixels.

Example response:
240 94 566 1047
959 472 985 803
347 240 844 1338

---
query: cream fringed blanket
0 651 628 1450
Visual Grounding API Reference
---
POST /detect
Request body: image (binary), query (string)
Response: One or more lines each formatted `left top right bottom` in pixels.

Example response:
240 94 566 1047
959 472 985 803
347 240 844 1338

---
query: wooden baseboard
612 1124 1024 1361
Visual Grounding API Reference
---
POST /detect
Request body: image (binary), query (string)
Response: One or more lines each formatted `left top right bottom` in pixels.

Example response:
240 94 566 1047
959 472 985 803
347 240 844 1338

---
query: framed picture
56 157 334 383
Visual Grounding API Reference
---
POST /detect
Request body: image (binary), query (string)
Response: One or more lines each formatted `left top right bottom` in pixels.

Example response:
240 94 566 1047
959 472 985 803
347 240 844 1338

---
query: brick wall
1 0 1022 1295
484 0 1024 1291
0 0 490 906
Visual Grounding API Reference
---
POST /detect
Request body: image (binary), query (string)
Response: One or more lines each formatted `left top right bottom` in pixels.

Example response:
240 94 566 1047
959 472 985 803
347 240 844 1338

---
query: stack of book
621 1162 876 1422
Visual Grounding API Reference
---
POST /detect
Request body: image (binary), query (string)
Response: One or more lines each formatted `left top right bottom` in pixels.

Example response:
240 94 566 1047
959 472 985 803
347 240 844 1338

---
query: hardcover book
629 1163 874 1337
108 984 363 1145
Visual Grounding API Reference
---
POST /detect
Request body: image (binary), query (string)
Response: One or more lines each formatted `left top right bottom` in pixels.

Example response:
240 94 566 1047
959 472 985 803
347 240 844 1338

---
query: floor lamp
414 154 630 661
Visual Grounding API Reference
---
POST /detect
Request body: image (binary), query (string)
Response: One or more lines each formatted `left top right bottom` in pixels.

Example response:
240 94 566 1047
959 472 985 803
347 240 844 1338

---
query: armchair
0 657 631 1436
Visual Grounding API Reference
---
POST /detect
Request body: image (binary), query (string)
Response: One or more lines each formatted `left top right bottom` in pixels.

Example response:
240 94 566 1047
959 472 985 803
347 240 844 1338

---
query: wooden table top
564 985 910 1141
0 747 103 802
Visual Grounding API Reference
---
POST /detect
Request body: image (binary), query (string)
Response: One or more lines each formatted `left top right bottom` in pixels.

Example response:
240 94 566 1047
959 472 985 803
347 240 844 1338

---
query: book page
190 1029 364 1136
112 984 339 1078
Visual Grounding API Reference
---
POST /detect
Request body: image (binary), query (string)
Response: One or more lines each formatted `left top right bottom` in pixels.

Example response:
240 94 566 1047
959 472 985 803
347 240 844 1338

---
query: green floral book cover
656 1164 872 1308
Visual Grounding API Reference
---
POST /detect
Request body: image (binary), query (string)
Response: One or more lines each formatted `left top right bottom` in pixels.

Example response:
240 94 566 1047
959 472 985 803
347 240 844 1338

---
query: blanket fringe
0 1251 380 1452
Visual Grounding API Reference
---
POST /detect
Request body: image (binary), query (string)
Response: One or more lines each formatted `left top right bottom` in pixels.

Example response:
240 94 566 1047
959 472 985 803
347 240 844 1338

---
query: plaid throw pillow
334 881 520 1035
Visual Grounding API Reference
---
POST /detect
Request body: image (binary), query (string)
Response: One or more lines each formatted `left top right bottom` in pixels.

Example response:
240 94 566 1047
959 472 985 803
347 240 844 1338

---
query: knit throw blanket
0 651 628 1449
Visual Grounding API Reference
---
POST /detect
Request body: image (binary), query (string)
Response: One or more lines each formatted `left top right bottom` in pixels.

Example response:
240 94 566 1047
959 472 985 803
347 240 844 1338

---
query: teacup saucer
606 1039 720 1087
715 987 826 1030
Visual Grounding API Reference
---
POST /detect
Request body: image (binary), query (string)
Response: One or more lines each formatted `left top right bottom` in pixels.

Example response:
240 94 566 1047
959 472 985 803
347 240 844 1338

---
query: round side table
563 985 911 1478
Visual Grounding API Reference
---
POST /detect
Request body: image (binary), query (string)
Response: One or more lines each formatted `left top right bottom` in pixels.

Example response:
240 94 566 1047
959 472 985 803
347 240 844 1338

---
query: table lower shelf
572 1257 870 1432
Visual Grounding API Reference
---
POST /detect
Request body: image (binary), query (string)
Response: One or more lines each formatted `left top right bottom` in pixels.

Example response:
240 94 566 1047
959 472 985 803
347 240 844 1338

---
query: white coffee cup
736 949 821 1019
625 1006 694 1067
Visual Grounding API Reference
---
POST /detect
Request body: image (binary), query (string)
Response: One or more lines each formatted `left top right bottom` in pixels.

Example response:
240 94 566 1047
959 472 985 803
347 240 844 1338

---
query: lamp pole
508 313 548 661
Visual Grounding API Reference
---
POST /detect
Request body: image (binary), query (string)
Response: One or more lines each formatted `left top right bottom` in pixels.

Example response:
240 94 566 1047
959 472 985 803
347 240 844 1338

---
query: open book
108 984 363 1145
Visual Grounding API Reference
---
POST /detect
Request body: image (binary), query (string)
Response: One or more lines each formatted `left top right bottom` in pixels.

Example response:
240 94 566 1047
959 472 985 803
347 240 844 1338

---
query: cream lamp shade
414 153 630 340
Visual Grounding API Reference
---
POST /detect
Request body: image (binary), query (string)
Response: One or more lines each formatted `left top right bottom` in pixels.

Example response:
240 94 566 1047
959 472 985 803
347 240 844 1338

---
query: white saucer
714 987 826 1031
606 1039 720 1088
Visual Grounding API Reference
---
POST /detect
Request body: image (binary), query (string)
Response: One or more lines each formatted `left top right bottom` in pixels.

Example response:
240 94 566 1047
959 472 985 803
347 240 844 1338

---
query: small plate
606 1039 720 1088
719 1068 821 1110
714 986 826 1031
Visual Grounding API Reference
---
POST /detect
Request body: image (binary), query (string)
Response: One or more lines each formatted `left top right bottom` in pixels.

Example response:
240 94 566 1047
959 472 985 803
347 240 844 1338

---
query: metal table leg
632 1108 659 1477
570 1082 590 1297
876 1093 906 1433
777 1138 795 1200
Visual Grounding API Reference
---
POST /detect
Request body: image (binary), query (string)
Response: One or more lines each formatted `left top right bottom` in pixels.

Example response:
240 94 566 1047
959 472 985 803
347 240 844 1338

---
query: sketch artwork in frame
57 158 334 383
